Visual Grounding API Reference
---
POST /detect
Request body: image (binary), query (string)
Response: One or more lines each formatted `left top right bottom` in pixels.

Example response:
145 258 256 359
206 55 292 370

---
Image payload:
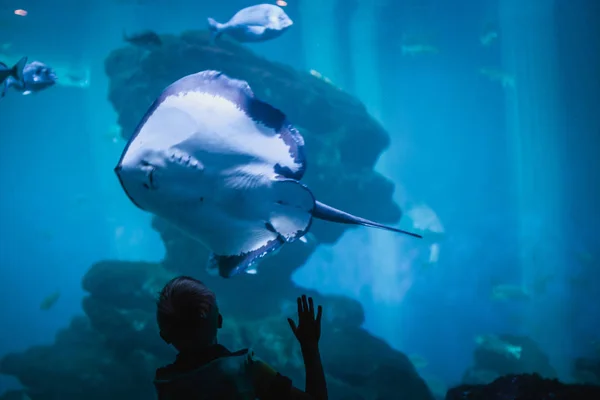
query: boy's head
157 276 223 351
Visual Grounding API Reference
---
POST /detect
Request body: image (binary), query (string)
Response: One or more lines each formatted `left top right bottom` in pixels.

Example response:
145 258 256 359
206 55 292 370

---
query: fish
401 43 439 56
491 283 531 301
406 203 444 266
40 291 60 310
114 70 422 278
123 29 162 49
480 22 499 46
409 354 429 369
309 69 336 87
475 334 522 360
400 33 439 56
207 4 293 43
0 55 27 98
58 67 91 89
4 60 57 95
479 67 515 88
406 204 444 241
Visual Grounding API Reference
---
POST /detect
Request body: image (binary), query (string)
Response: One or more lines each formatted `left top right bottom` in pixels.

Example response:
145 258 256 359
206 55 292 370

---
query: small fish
475 334 522 360
491 284 531 301
309 69 322 78
479 67 515 88
401 43 439 56
38 230 55 241
309 69 336 86
576 250 594 264
406 204 444 267
406 204 444 241
531 273 554 296
208 4 293 43
123 29 162 49
40 291 60 310
480 23 499 46
409 354 429 369
114 70 422 278
0 56 27 98
105 124 123 143
58 68 91 89
5 60 57 95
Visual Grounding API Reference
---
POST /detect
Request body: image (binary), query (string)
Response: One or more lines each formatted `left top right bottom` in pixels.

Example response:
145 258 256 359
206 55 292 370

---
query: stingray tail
312 201 423 239
207 17 224 43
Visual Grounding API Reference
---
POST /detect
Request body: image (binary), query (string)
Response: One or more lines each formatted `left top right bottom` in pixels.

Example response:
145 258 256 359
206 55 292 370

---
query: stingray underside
124 70 316 277
167 179 315 278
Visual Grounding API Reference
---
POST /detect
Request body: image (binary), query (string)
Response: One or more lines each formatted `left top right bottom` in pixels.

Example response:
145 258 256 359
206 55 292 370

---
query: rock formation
0 31 434 400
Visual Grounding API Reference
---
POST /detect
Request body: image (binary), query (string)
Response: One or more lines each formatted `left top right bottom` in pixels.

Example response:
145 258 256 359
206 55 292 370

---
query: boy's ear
217 313 223 329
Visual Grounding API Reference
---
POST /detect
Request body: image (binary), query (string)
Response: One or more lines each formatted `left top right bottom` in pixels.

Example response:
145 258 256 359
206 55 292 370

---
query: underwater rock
0 316 159 400
446 373 600 400
462 334 557 385
0 33 426 400
572 356 600 385
82 260 175 311
0 261 434 400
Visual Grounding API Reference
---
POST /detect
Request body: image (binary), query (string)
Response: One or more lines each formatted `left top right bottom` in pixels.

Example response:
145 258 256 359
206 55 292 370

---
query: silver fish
114 71 421 278
5 60 57 95
208 4 293 43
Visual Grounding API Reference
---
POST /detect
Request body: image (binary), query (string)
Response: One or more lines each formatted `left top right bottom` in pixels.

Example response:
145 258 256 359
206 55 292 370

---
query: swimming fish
406 203 444 266
114 71 422 278
400 33 439 56
480 22 499 46
491 283 531 301
5 60 57 95
475 334 522 360
479 67 515 88
409 354 429 369
401 43 439 56
40 291 60 310
207 4 293 43
0 55 27 98
123 29 162 49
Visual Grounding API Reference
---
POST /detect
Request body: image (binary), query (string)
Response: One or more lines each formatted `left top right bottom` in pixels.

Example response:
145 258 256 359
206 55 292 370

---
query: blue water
1 0 599 396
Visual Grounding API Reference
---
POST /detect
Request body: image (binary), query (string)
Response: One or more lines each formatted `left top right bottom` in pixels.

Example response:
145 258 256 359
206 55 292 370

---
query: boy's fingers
287 318 297 333
316 305 322 324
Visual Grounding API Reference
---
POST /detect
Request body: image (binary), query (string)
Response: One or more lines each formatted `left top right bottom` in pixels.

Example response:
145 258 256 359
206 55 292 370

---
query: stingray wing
211 179 316 278
167 70 306 181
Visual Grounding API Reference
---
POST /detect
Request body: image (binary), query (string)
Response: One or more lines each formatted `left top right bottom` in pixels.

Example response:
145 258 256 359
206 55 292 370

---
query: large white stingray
115 71 422 278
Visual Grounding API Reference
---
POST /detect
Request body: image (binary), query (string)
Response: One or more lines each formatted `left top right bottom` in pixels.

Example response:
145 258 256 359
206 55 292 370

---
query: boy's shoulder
155 345 249 382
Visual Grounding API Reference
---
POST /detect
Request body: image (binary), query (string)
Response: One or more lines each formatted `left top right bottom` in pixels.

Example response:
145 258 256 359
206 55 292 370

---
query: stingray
115 70 422 278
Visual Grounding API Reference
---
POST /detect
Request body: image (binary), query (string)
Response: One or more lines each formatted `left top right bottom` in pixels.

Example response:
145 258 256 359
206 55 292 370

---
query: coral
446 373 600 400
572 356 600 385
461 334 557 385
